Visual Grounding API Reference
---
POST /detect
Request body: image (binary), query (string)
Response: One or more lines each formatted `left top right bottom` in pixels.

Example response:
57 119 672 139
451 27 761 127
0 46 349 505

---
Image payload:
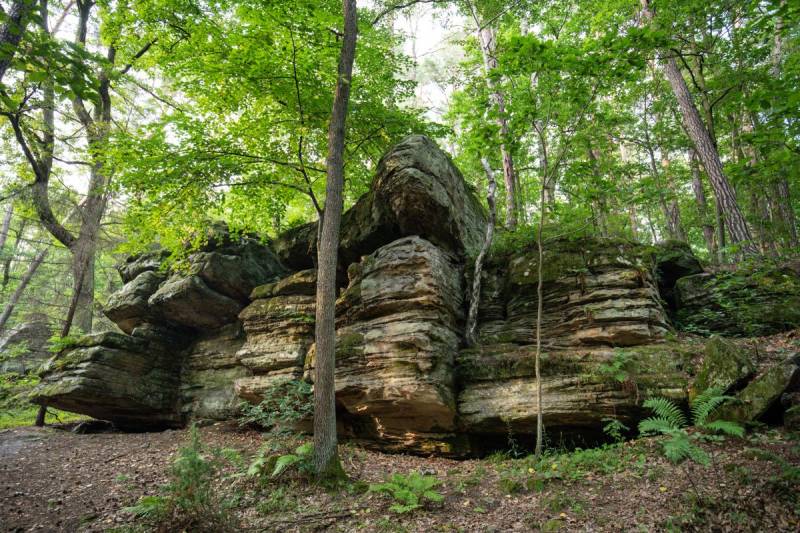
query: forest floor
1 420 798 533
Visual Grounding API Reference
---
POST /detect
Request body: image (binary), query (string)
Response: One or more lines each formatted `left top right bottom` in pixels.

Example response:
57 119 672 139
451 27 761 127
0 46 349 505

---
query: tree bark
0 248 47 333
534 157 546 458
465 157 497 347
468 7 517 230
690 151 718 259
313 0 357 481
640 0 757 255
0 0 36 83
2 219 25 290
0 203 13 251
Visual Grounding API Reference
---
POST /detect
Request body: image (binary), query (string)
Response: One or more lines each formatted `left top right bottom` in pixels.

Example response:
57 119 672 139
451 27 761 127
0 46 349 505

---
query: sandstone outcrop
0 315 52 374
29 135 800 452
675 265 800 336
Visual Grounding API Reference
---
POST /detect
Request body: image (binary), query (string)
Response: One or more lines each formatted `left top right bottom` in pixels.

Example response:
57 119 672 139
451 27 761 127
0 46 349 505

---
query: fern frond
638 417 677 436
642 397 687 429
691 387 735 425
702 420 744 438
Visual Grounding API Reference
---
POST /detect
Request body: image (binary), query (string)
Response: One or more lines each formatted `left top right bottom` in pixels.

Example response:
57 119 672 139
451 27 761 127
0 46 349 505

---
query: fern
691 386 735 426
641 397 688 429
369 472 443 514
638 389 743 466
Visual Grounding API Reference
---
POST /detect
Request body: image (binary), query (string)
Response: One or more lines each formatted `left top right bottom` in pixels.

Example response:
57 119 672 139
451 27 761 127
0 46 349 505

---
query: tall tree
465 0 518 230
640 0 757 255
0 0 36 83
313 0 357 480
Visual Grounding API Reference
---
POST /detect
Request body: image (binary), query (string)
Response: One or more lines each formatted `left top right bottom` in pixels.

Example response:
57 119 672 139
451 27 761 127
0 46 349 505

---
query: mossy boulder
675 265 800 336
716 358 800 423
689 336 756 402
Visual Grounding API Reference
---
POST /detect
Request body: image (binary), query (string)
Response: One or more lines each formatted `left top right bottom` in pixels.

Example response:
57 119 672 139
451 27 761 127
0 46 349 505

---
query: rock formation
30 135 800 453
0 314 52 374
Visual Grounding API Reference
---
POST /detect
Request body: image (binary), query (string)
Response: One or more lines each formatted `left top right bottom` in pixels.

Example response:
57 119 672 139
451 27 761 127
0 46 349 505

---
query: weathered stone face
30 332 182 429
275 135 487 271
456 343 692 437
477 239 670 348
324 237 464 452
0 316 52 374
675 266 800 336
30 136 800 452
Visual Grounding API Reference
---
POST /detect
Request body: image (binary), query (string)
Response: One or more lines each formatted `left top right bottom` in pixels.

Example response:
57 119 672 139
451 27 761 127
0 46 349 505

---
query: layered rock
233 270 316 403
324 237 464 454
275 135 486 271
181 323 249 420
675 265 800 336
456 342 693 441
476 238 670 349
31 332 182 429
28 134 800 452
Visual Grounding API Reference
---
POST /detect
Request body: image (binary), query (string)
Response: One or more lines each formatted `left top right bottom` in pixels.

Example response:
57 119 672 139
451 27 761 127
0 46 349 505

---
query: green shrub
124 426 240 532
369 472 444 514
238 379 312 434
247 441 314 479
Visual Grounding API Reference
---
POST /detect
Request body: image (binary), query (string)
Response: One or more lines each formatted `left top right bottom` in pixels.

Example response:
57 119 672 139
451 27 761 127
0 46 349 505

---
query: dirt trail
0 424 258 532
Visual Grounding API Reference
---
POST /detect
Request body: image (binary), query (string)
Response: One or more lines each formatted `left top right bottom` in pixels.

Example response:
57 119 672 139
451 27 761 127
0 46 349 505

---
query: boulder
675 266 800 336
104 270 165 334
716 357 800 423
689 336 756 402
148 275 243 331
0 315 52 374
275 135 486 271
189 246 286 303
30 332 182 429
118 250 168 283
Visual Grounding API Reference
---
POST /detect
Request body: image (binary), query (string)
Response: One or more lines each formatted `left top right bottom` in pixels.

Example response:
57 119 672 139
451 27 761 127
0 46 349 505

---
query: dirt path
0 423 262 532
1 423 798 532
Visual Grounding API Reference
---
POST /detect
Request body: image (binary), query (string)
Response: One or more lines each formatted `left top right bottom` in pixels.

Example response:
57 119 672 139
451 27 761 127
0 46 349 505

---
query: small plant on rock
369 471 444 513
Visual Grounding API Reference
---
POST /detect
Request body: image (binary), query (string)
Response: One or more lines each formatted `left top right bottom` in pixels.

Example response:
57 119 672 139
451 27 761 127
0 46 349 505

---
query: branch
119 39 157 75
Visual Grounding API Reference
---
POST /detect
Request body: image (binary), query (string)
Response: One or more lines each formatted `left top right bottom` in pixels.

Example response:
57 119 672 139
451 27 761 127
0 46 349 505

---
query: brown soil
1 421 798 532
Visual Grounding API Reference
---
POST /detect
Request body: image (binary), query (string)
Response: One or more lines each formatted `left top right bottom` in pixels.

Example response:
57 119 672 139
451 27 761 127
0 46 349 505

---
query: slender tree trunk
641 0 756 255
0 0 36 83
769 0 798 249
470 15 517 230
534 162 546 458
313 0 357 481
466 158 497 347
690 151 717 259
2 219 26 290
0 248 47 333
0 203 13 251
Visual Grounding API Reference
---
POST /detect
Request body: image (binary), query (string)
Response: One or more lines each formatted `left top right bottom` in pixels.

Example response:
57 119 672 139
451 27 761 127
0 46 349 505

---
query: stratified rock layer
476 238 670 348
29 135 800 451
329 237 463 454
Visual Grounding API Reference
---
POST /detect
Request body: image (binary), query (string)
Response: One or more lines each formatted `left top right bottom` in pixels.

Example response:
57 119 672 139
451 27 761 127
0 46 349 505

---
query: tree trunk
465 157 497 347
0 203 13 252
474 21 517 230
769 0 798 249
0 0 36 83
640 0 757 255
690 151 718 259
2 219 25 291
534 161 546 458
313 0 357 481
0 248 47 333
